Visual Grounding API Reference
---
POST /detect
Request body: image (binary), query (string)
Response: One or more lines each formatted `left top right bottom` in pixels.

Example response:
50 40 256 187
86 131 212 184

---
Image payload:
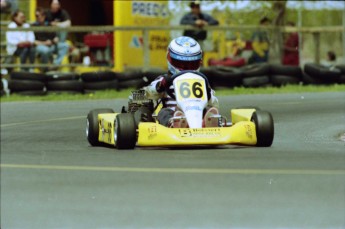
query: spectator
282 21 299 66
180 1 219 49
46 0 71 42
321 51 337 67
1 0 18 14
32 7 69 72
248 17 271 64
6 10 35 72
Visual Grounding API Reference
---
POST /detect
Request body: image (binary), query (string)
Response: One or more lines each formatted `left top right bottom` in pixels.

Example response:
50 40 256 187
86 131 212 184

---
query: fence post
143 29 150 71
313 32 320 64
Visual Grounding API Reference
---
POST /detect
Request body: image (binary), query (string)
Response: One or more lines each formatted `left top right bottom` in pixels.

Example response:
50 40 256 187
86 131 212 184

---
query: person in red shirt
282 21 299 66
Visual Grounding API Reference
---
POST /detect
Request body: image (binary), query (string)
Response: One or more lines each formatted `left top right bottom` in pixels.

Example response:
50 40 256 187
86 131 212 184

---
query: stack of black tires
303 63 345 85
2 63 344 96
81 71 118 92
201 63 344 88
8 72 47 95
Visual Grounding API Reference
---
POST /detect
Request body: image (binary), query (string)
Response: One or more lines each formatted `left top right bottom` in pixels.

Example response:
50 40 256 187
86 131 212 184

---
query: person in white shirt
6 10 35 71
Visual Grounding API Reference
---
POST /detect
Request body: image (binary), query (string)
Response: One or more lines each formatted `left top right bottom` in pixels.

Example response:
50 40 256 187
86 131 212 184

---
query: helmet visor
168 55 201 71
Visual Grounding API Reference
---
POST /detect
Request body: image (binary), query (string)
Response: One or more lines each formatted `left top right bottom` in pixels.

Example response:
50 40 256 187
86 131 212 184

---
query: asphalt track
1 92 345 229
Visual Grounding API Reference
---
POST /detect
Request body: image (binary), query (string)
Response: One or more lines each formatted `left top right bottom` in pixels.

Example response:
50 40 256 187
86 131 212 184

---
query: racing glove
156 76 167 93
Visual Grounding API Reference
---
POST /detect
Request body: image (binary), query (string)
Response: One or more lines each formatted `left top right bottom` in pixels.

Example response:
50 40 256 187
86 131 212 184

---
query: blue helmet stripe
170 52 202 61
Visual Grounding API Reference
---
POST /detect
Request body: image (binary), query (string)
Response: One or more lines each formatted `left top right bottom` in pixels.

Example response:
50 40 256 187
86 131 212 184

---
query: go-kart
86 71 274 149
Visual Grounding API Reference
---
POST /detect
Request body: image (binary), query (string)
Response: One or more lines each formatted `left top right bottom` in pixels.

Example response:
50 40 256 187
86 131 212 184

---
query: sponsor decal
185 106 202 111
131 35 168 51
148 125 157 140
100 119 112 142
244 124 253 139
132 2 168 18
131 36 143 48
178 128 221 138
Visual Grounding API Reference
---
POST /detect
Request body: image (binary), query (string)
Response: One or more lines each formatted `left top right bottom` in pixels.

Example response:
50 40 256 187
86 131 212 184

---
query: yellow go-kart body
96 108 257 147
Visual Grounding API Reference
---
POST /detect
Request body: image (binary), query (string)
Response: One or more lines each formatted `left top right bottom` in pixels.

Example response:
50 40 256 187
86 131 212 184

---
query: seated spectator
46 0 71 43
6 10 35 72
32 7 68 72
248 17 271 64
282 21 299 66
321 51 337 67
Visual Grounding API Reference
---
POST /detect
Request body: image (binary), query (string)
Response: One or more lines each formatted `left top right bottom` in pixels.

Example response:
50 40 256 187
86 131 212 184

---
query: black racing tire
81 71 117 82
10 71 47 82
269 64 302 78
302 72 325 85
304 63 341 82
200 67 215 78
83 79 119 91
46 80 84 92
133 106 154 128
241 63 270 77
86 108 114 146
142 68 166 82
270 75 301 86
210 66 243 87
252 111 274 147
45 72 80 81
8 79 45 92
335 64 345 74
338 75 345 84
118 78 146 89
14 90 47 96
117 70 143 81
114 113 137 149
242 75 270 87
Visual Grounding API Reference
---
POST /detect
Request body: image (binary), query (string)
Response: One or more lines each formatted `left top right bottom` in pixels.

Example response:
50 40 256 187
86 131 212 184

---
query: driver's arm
208 89 219 108
143 76 166 100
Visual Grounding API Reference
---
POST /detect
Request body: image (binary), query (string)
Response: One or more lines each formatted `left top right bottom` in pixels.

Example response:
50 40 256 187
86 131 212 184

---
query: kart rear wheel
252 111 274 147
86 108 114 146
114 113 137 149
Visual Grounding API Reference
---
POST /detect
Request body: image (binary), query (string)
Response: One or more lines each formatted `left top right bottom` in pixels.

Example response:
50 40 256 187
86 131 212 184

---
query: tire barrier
2 63 344 97
80 71 117 82
241 63 270 77
204 66 243 88
242 75 270 87
269 64 303 78
118 78 147 90
10 71 47 82
241 63 270 87
46 80 84 94
335 64 345 84
80 71 119 92
142 68 166 82
8 79 46 95
270 75 300 87
304 63 342 83
45 72 80 81
83 80 119 91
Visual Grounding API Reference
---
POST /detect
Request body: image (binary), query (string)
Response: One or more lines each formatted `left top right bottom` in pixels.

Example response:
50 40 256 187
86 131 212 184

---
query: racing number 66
179 82 203 99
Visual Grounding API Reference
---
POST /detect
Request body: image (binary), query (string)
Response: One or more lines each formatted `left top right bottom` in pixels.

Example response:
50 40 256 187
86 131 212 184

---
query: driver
144 36 219 127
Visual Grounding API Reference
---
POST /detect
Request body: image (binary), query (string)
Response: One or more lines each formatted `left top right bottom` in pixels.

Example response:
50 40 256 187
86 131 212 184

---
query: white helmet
167 36 202 75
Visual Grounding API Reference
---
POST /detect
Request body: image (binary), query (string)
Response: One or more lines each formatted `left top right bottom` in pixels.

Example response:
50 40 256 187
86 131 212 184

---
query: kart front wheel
252 111 274 147
86 108 114 146
114 113 137 149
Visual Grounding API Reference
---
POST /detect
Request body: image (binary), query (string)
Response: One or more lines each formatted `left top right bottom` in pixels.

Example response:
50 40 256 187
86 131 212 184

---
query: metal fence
1 25 344 70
